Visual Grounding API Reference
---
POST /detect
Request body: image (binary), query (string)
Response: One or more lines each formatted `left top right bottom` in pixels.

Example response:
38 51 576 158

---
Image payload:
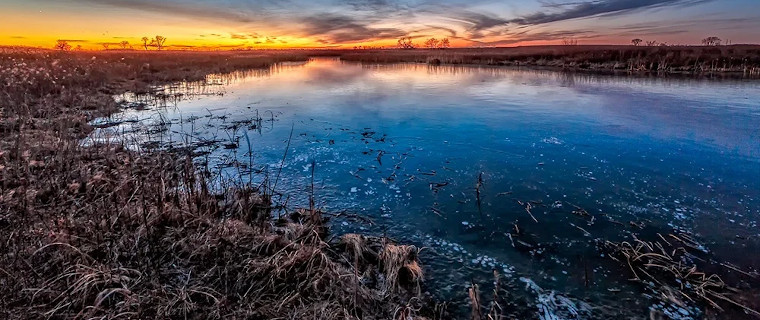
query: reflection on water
92 58 760 319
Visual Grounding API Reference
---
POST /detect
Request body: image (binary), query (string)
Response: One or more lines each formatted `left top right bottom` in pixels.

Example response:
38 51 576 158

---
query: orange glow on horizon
0 6 577 51
1 33 576 51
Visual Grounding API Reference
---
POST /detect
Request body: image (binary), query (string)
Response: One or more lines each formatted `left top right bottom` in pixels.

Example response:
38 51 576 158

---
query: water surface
93 58 760 319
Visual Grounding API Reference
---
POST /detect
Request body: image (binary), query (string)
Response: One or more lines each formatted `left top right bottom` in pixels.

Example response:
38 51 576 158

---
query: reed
605 235 760 318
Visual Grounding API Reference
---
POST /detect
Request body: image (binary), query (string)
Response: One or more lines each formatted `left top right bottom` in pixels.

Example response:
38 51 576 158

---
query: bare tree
702 36 721 46
631 39 643 46
120 41 131 50
439 38 450 49
397 37 415 49
54 40 72 51
424 38 439 49
141 37 150 50
75 45 83 51
102 43 110 50
154 36 167 50
646 40 658 46
562 38 578 46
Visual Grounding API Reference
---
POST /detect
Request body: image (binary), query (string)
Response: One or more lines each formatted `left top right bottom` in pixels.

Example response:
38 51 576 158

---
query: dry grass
380 244 424 294
335 45 760 74
605 235 760 319
0 47 435 319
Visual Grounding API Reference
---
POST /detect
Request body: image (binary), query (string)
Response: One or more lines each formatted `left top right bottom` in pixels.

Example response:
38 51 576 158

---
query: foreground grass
0 48 435 319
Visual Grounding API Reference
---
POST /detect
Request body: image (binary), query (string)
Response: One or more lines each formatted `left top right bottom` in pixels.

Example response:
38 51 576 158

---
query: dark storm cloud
510 0 713 25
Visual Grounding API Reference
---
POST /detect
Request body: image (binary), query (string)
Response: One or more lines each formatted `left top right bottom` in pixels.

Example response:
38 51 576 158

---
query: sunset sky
1 0 759 50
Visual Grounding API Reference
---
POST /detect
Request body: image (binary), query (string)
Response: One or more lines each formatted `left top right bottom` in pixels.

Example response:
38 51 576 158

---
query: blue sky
2 0 759 48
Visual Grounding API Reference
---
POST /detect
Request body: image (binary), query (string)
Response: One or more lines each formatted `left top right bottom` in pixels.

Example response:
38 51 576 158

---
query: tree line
631 36 726 47
397 37 451 49
54 36 167 51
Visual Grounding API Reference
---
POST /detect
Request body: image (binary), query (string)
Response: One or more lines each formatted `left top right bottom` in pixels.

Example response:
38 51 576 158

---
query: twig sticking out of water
468 281 482 320
487 270 504 319
429 181 449 194
720 262 758 279
271 122 294 195
517 200 538 223
570 223 591 237
476 172 483 216
309 159 315 215
505 232 515 248
429 205 443 217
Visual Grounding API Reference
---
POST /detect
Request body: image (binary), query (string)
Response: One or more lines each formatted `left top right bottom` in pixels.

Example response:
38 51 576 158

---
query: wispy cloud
57 39 89 43
230 33 260 40
481 29 600 45
61 0 741 46
77 0 255 23
510 0 713 25
299 14 407 42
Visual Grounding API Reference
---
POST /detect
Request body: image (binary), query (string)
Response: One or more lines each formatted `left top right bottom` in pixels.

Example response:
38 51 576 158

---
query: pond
91 57 760 319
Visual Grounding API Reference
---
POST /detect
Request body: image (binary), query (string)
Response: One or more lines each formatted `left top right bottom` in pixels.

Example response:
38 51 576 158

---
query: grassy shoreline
332 45 760 75
0 49 436 319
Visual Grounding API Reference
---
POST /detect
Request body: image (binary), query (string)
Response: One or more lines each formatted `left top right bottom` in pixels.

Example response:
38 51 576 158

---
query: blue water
92 58 760 318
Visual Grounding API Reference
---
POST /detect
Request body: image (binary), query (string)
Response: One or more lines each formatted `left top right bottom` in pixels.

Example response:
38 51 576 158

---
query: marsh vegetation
2 47 760 319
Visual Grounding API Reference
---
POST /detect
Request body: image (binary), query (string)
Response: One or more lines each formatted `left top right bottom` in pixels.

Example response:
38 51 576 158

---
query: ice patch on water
420 234 515 276
541 137 564 145
649 301 701 320
520 277 592 320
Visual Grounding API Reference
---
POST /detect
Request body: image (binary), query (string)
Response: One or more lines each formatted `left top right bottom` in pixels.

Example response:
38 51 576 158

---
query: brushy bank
0 47 437 319
336 45 760 75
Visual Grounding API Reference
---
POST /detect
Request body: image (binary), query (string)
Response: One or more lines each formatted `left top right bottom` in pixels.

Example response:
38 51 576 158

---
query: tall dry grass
336 45 760 74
